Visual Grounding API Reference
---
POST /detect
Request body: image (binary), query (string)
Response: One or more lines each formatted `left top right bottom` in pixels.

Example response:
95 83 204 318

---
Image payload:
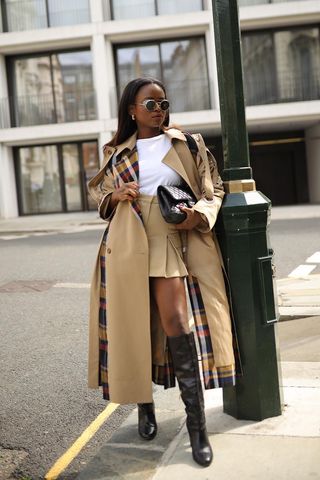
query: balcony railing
238 0 310 5
1 0 90 32
244 70 320 105
109 0 203 20
1 74 319 129
0 89 96 128
0 97 11 128
113 77 211 117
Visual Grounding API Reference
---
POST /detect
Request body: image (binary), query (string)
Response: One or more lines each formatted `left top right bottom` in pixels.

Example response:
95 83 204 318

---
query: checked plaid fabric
111 149 143 223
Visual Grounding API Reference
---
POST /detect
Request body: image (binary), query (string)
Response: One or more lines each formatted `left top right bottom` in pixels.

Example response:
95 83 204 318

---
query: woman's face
129 83 168 132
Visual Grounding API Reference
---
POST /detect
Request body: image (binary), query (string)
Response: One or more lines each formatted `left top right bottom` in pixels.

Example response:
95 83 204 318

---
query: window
1 0 90 32
111 0 203 20
17 146 63 214
242 27 320 105
9 50 96 127
47 0 90 27
15 141 100 215
115 37 210 112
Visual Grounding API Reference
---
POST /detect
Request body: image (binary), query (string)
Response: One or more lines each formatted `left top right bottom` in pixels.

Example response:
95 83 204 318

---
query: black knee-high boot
137 402 157 440
168 332 213 467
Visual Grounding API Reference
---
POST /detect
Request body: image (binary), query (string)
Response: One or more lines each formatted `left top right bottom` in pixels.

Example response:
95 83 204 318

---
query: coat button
107 248 111 254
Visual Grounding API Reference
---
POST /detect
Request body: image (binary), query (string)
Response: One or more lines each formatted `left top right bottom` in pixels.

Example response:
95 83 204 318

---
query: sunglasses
135 99 170 112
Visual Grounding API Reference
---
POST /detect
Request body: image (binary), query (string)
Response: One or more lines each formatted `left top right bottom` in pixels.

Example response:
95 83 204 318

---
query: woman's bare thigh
150 277 190 337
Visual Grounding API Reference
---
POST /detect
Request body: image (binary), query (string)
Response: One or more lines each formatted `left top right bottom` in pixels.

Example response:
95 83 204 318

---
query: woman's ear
128 104 135 116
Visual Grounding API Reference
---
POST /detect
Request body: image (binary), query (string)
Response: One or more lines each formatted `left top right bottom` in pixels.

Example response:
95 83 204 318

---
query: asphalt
1 204 320 479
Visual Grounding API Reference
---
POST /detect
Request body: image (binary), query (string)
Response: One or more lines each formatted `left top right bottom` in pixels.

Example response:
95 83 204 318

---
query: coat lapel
162 130 199 198
161 145 191 188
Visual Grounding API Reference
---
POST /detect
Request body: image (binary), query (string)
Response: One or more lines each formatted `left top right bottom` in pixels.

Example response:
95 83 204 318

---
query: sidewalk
278 274 320 317
0 211 105 237
76 315 320 480
0 203 319 235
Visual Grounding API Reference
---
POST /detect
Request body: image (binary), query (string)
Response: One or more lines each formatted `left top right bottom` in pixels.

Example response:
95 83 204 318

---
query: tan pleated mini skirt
138 194 188 278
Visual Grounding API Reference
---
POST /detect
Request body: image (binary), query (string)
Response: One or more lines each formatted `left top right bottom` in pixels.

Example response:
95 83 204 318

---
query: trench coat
87 128 241 405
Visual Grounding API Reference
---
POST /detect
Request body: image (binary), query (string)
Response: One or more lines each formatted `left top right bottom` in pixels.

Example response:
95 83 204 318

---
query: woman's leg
150 277 190 336
150 277 213 467
138 278 188 441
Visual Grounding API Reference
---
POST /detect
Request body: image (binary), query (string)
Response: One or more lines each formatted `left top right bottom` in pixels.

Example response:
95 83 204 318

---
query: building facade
0 0 319 218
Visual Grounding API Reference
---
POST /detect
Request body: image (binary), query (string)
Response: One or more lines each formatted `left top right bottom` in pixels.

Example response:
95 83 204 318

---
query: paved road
0 216 319 479
269 217 320 278
0 229 134 479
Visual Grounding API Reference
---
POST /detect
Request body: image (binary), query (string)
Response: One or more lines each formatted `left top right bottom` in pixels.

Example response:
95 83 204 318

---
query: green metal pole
211 0 282 420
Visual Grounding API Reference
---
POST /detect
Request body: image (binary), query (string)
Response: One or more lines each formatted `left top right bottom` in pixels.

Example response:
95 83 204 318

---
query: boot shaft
167 332 205 430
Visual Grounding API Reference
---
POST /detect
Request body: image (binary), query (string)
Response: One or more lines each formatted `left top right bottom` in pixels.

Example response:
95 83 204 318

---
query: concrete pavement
0 211 105 238
278 274 320 317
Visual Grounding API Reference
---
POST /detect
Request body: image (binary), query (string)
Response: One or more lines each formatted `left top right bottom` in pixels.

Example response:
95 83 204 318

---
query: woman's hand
112 182 139 203
108 182 139 211
175 207 202 230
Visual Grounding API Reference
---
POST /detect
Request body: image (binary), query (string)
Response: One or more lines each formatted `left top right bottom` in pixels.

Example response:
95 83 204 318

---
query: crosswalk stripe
288 264 316 278
306 252 320 264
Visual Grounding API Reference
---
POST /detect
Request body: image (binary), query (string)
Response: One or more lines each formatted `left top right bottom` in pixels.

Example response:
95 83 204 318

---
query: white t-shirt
136 133 182 195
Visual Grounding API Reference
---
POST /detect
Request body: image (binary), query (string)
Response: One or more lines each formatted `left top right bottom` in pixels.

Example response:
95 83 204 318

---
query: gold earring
132 114 135 120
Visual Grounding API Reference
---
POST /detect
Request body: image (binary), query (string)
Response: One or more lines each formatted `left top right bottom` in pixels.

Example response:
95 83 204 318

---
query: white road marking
288 265 317 278
306 252 320 263
0 234 30 240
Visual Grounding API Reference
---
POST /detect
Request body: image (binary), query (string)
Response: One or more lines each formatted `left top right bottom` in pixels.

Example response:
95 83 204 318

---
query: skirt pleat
138 195 188 278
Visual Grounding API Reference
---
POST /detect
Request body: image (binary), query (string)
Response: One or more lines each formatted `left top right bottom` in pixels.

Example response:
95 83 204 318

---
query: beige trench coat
87 128 236 404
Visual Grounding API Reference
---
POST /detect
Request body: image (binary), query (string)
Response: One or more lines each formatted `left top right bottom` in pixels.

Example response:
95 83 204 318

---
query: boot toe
192 444 213 467
139 421 157 440
188 427 213 467
138 403 157 441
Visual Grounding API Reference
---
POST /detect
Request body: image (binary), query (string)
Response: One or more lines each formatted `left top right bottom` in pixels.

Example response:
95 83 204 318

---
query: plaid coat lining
98 148 240 400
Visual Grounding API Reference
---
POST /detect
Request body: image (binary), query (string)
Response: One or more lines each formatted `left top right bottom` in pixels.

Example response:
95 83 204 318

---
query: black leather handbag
157 185 196 224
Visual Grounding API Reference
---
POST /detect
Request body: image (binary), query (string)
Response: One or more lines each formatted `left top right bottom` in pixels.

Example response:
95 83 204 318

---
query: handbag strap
185 133 214 201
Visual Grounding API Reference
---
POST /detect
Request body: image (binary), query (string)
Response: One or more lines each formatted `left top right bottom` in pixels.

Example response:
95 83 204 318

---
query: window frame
13 139 98 216
6 47 94 128
1 0 91 32
241 23 320 105
113 35 212 112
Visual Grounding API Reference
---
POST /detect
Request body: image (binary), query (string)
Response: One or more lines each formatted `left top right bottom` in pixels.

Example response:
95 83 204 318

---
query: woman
88 77 240 468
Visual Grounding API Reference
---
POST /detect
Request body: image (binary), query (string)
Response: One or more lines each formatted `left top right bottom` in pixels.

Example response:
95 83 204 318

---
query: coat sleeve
87 154 117 221
192 134 225 233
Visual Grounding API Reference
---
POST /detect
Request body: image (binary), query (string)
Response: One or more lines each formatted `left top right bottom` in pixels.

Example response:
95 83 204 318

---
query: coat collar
115 128 187 157
113 128 193 194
